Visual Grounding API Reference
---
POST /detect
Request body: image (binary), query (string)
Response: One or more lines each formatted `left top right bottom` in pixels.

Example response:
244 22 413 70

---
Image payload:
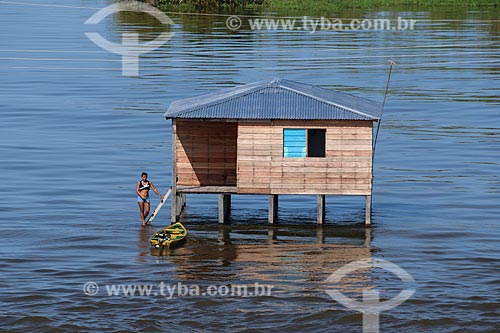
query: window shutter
283 129 306 158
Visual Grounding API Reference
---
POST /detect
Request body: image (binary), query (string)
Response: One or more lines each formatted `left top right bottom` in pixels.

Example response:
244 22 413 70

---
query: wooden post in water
177 193 186 215
365 195 372 225
317 195 325 225
176 194 184 217
268 195 278 224
218 194 231 224
171 192 178 223
181 193 186 210
171 119 178 223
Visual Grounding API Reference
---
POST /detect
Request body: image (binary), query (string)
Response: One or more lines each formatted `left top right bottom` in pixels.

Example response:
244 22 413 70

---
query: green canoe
150 222 187 249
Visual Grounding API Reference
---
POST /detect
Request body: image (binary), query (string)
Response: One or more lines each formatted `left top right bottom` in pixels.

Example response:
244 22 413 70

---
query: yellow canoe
150 222 187 248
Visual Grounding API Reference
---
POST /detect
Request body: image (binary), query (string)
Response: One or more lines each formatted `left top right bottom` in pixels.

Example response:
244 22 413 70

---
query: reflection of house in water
232 227 373 294
153 226 373 295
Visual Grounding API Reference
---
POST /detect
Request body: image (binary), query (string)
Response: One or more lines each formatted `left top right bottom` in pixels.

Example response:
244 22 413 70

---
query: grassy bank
157 0 500 12
263 0 499 11
156 0 263 11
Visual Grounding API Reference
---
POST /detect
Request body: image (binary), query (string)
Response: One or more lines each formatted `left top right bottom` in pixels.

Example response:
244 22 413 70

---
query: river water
0 1 499 332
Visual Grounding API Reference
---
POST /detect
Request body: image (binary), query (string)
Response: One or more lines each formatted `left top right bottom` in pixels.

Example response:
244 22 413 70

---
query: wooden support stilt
171 119 177 224
181 193 186 209
218 194 231 224
317 195 325 225
268 195 278 224
176 194 183 216
365 195 372 226
176 193 186 216
171 189 177 223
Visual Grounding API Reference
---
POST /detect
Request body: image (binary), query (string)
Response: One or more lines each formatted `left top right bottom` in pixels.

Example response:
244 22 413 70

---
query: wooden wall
237 120 373 195
176 120 237 186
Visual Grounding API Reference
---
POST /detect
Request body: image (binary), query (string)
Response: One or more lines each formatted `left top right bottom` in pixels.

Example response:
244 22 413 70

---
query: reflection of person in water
136 172 163 226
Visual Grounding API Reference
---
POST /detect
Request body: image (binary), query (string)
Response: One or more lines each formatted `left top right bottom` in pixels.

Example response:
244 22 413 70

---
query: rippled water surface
0 1 499 332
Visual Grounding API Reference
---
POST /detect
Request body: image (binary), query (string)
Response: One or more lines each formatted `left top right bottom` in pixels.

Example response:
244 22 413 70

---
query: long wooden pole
145 188 172 225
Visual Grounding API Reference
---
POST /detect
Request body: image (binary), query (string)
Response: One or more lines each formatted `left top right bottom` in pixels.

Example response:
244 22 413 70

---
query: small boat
150 222 187 249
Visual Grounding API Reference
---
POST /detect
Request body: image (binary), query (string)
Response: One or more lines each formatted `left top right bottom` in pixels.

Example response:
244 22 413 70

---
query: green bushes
263 0 499 11
157 0 264 11
156 0 499 11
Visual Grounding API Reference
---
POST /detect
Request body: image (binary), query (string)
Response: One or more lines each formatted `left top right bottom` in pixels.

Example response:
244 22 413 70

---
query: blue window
283 128 326 158
283 129 307 157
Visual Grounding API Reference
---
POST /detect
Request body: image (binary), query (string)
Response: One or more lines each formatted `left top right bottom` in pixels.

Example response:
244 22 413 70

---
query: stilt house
165 78 382 225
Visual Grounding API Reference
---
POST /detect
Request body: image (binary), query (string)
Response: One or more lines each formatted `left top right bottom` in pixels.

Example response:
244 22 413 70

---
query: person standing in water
136 172 163 226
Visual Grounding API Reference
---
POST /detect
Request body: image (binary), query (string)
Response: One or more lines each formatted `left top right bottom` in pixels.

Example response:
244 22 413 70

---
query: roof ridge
268 77 283 87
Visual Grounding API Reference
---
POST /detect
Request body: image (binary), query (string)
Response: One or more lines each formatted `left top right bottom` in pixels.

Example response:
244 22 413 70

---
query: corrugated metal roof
165 78 382 121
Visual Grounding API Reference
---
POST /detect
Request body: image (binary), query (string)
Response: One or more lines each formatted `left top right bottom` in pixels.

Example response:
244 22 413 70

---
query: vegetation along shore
153 0 500 12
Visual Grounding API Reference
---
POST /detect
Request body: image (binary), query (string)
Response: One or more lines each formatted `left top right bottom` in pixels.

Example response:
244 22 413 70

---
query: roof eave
165 115 380 121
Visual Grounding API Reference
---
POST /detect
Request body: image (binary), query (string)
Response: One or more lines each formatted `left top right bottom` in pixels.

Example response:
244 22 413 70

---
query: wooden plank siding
237 120 373 195
176 120 237 186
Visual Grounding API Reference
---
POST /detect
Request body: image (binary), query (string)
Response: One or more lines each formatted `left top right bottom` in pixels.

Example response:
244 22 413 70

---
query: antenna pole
373 60 395 152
